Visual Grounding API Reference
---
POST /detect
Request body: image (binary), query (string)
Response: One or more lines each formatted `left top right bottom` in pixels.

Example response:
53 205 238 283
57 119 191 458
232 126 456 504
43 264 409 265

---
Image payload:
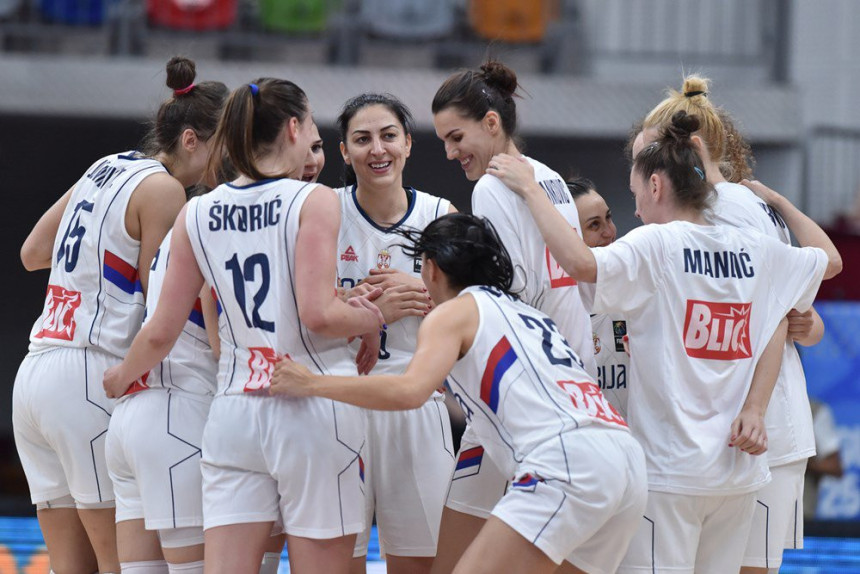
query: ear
180 128 198 153
690 134 711 163
483 110 501 136
287 116 300 144
425 257 440 284
340 140 350 165
404 133 412 159
650 172 665 202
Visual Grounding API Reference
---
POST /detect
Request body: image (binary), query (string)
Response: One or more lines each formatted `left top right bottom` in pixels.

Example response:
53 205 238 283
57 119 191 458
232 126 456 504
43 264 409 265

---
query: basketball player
269 212 648 574
301 122 325 183
100 59 227 574
335 93 456 574
488 111 841 573
102 78 384 574
12 56 217 574
567 177 629 418
635 75 828 573
430 61 596 573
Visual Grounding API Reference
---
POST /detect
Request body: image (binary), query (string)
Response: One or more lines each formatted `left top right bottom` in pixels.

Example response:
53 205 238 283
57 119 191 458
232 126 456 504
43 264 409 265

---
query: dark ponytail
432 60 520 140
633 111 714 213
207 78 310 182
141 56 228 157
397 213 516 296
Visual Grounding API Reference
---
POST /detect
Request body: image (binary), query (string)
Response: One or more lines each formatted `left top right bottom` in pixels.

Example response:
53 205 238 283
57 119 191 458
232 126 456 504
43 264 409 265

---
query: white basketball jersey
471 157 596 377
29 151 166 358
186 179 356 397
335 186 450 373
710 181 814 466
122 230 217 398
591 314 629 418
447 286 628 481
591 221 828 495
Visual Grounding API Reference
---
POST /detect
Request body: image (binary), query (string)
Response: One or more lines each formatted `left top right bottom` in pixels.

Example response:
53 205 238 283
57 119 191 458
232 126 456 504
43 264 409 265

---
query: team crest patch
593 332 601 354
452 446 484 480
341 246 358 262
376 249 391 269
613 320 627 352
244 347 283 393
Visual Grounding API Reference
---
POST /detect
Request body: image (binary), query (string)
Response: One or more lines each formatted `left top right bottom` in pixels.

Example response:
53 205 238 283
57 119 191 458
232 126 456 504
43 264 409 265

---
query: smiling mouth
301 172 316 182
459 156 472 170
370 161 392 171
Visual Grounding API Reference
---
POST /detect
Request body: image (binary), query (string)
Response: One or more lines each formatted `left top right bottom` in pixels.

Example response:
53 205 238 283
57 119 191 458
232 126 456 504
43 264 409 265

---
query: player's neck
355 181 409 226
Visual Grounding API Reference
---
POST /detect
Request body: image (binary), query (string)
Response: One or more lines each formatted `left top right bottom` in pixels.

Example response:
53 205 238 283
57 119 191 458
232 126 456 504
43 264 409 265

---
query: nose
445 142 457 160
371 137 384 155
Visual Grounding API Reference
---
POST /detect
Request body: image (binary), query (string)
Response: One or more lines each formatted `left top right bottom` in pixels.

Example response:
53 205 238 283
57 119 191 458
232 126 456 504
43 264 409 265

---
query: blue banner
800 302 860 520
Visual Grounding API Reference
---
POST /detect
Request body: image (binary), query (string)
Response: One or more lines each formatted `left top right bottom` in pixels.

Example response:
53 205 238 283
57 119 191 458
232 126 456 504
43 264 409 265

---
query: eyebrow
350 124 399 136
443 128 460 139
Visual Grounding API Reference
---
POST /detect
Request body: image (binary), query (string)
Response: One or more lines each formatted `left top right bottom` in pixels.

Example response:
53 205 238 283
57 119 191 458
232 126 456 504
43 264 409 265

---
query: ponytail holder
684 90 706 98
174 83 194 96
249 83 260 96
694 166 705 180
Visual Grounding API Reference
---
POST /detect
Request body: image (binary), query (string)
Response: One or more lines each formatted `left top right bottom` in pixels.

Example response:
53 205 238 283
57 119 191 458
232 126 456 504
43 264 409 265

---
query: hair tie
249 83 260 96
174 83 194 96
684 90 706 98
694 166 705 180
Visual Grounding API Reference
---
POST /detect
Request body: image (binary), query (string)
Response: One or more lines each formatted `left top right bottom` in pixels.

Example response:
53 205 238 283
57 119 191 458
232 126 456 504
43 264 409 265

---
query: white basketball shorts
354 394 455 557
106 388 211 529
742 459 807 568
13 347 117 505
200 393 366 539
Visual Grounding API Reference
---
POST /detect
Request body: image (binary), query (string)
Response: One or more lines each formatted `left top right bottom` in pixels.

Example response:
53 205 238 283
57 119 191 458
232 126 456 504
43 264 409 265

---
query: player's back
591 221 827 494
29 151 166 358
186 178 355 397
447 285 627 479
471 157 595 376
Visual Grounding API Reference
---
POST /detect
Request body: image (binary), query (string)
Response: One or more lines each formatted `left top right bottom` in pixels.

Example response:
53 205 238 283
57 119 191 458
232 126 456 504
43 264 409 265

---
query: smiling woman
429 61 597 574
333 92 457 574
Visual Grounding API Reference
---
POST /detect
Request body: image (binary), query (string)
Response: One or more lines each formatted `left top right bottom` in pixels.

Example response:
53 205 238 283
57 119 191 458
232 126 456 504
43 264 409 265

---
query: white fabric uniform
709 181 816 565
185 179 365 536
13 151 166 505
106 231 218 531
449 156 596 517
447 286 646 570
588 221 827 572
336 186 455 557
591 314 629 418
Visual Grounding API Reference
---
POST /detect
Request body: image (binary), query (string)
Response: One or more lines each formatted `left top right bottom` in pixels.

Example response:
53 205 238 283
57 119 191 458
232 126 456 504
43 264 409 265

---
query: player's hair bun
682 75 709 99
665 111 701 142
165 56 197 93
480 60 518 100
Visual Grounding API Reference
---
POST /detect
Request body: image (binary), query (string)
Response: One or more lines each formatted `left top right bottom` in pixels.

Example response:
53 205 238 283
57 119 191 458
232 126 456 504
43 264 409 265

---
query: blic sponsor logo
244 347 282 393
683 300 752 360
34 285 82 341
546 244 576 288
557 380 626 426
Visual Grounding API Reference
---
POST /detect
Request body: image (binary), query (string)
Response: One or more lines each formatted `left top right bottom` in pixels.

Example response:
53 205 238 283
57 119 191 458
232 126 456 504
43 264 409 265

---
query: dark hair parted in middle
566 176 597 200
633 111 714 213
397 213 516 296
207 78 309 182
432 60 520 139
337 92 415 187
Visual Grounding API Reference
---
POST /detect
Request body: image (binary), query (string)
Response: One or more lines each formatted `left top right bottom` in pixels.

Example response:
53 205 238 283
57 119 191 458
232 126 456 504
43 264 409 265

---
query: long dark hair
397 213 515 296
